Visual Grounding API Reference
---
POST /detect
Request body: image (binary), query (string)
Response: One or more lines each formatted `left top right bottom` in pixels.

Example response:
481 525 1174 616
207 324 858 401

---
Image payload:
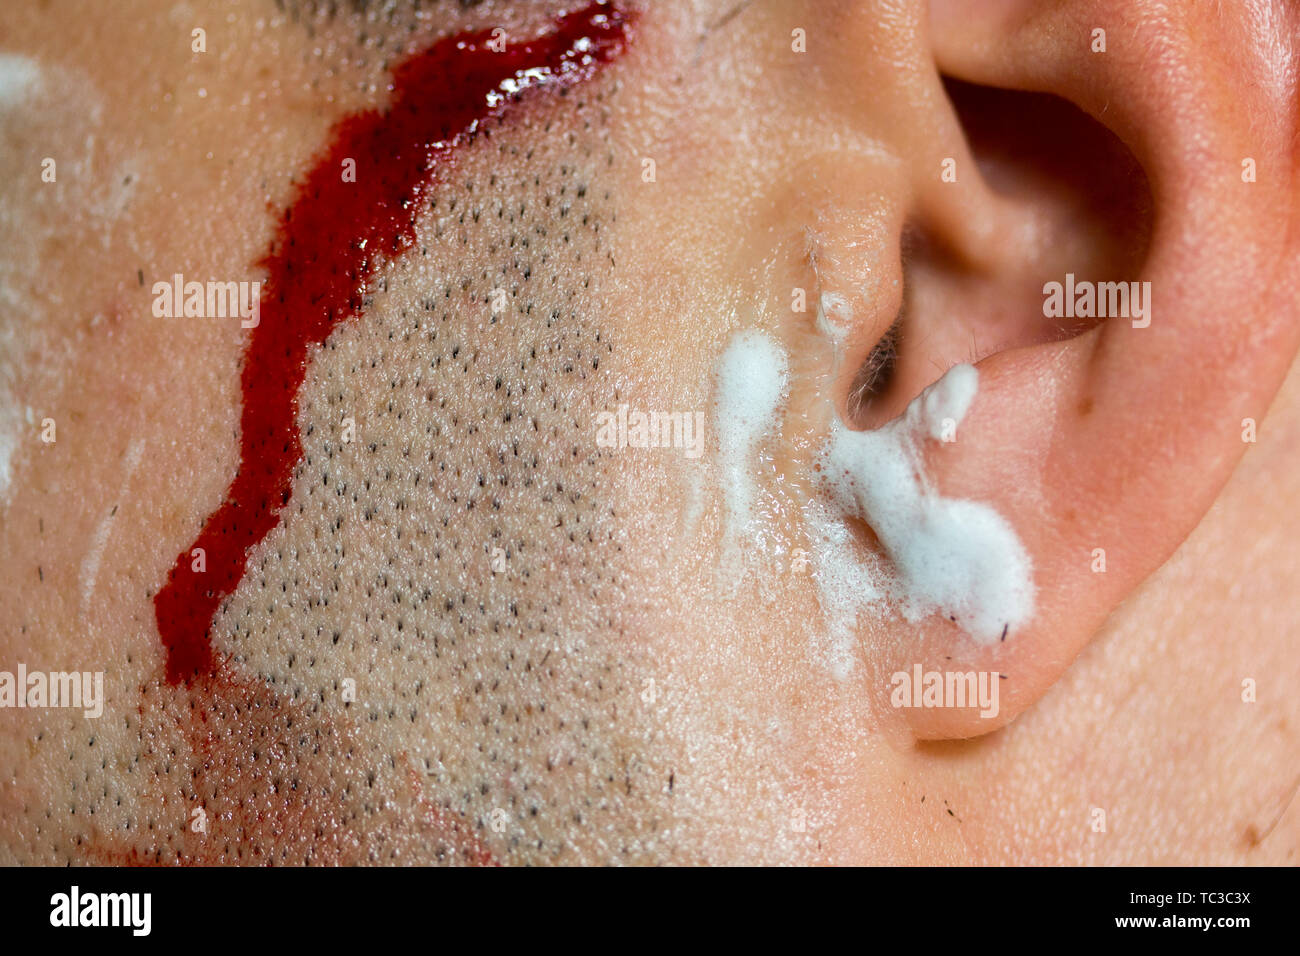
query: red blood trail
154 2 632 683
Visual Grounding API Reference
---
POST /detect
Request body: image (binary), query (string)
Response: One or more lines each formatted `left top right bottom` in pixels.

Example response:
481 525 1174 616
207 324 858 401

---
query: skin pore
1 0 1297 865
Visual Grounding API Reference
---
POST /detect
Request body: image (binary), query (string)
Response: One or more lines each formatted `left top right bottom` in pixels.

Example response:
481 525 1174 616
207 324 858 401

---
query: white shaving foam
0 412 14 501
713 329 789 549
818 364 1034 646
803 499 886 678
0 54 40 106
79 437 145 615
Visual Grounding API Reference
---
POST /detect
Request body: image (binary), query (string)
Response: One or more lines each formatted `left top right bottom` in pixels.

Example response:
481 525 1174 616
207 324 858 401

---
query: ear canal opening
847 312 902 416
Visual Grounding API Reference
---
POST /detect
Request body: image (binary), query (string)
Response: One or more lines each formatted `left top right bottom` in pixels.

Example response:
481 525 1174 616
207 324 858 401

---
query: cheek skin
0 0 921 867
0 1 704 866
205 65 689 863
153 3 634 686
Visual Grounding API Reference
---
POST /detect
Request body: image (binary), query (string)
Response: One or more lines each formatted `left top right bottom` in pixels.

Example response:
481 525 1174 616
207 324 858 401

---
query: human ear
810 0 1300 737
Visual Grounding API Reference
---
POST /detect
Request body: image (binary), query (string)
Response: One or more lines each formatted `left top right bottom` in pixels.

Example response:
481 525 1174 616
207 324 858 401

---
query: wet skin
1 0 1298 864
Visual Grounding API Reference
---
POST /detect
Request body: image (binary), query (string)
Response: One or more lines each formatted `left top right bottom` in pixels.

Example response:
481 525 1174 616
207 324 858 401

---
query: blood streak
153 1 632 683
85 664 498 865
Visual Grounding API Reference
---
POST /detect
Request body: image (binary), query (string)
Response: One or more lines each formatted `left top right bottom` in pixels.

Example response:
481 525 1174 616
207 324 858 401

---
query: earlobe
813 0 1300 738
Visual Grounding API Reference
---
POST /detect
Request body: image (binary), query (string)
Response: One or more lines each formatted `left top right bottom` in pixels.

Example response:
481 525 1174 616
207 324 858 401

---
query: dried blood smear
89 664 496 865
154 1 631 682
129 2 632 865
